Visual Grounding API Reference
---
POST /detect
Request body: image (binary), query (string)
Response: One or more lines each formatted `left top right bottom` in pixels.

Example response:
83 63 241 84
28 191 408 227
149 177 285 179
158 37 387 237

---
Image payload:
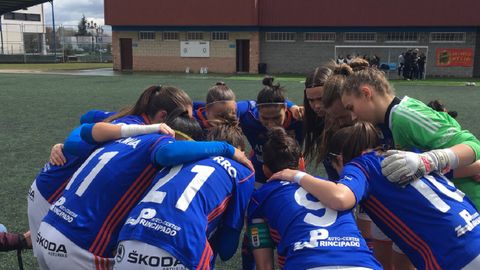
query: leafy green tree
76 15 90 36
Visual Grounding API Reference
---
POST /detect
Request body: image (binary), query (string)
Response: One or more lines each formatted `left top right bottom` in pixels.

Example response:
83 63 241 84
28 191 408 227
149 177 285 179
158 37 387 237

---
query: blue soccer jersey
80 110 116 124
239 107 303 183
111 114 150 125
43 133 173 257
35 126 97 204
118 156 255 269
35 110 114 205
339 152 480 270
248 180 381 270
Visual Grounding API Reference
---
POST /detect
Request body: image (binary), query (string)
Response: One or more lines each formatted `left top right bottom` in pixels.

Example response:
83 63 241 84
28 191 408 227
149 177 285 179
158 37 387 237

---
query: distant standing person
398 53 404 76
418 52 426 79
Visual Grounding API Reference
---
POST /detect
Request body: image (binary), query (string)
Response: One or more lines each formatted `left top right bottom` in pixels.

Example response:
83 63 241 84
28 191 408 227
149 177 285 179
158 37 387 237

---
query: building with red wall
105 0 480 77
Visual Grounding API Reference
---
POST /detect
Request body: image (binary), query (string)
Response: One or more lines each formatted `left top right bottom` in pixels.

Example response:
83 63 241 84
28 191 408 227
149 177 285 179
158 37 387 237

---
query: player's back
43 133 171 257
350 152 480 270
249 180 381 270
118 156 255 269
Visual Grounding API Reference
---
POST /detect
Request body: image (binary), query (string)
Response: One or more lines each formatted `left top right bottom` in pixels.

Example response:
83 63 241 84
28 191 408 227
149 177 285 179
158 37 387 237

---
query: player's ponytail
348 58 369 72
105 85 192 123
206 82 236 106
207 112 246 151
257 76 286 106
323 63 351 109
342 59 394 98
263 127 301 173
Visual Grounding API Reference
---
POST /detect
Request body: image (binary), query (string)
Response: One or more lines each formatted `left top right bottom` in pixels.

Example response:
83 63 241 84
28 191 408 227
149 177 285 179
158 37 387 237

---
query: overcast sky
43 0 106 28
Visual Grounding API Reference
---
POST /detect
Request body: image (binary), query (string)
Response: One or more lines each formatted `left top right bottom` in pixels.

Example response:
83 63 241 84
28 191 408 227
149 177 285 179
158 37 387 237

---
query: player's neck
373 95 395 124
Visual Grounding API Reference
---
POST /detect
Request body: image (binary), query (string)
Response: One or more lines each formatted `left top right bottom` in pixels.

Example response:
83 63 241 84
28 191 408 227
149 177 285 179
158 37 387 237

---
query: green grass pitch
0 71 479 269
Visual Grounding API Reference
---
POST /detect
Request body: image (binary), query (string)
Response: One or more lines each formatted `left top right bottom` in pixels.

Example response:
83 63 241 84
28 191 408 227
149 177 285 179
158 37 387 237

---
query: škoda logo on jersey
127 250 184 269
36 232 68 258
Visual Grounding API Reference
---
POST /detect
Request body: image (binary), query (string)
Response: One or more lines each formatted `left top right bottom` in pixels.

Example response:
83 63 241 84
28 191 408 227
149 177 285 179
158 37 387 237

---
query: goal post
334 45 429 79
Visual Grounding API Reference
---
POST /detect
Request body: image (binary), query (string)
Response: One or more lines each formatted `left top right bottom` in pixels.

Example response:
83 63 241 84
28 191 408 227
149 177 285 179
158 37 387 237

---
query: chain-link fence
0 23 112 63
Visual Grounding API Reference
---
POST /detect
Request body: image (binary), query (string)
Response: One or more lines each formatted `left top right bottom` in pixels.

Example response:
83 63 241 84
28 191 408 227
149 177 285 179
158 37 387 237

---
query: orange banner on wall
436 48 473 67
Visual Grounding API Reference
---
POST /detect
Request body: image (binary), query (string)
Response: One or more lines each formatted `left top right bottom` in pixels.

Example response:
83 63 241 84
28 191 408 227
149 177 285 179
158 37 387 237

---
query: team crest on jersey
116 244 125 263
250 228 260 248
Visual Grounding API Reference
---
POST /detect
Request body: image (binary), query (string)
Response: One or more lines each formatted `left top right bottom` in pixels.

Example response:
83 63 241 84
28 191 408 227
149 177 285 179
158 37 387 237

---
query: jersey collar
385 96 401 130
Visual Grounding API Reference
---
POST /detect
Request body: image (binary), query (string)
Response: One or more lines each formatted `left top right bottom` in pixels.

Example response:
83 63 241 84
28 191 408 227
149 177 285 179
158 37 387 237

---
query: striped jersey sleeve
391 96 480 160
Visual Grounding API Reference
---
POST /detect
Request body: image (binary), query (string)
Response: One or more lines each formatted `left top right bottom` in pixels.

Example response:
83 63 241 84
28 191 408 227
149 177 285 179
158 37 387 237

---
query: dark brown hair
206 81 236 105
207 112 246 151
327 122 379 165
263 127 301 173
303 67 333 166
257 76 286 106
427 100 458 119
165 108 204 141
105 85 192 123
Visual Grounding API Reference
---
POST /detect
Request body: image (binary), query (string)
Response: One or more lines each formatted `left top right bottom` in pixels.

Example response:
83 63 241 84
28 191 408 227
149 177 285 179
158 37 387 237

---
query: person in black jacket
418 52 426 79
0 231 32 252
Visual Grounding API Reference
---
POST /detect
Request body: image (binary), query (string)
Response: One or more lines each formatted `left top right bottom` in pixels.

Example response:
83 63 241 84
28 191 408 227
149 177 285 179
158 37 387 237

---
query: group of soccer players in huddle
27 58 480 270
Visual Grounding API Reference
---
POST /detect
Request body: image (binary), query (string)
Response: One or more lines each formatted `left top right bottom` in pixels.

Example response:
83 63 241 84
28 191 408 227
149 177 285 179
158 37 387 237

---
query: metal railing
0 23 112 63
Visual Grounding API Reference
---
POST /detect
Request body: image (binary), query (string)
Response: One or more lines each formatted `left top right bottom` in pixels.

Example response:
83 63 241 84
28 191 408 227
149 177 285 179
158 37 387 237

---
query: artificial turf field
0 70 479 269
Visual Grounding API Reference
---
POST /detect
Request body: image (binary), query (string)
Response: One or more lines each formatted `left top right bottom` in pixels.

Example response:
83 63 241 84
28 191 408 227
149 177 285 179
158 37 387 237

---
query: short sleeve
338 162 371 205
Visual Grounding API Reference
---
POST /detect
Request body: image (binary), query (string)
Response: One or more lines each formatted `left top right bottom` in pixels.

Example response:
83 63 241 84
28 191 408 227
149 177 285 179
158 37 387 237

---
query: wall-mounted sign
181 41 210 57
436 48 473 67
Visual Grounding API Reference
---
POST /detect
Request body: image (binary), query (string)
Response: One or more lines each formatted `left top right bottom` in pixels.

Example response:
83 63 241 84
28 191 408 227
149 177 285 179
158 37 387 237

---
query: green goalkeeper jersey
389 96 480 206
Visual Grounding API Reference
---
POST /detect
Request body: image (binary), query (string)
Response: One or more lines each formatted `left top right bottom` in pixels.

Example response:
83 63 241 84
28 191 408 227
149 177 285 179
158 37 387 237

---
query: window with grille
187 32 204 40
139 32 155 40
266 32 296 42
304 32 336 42
344 32 376 42
3 12 40 21
430 32 465 43
211 32 229 41
385 32 418 42
162 32 179 40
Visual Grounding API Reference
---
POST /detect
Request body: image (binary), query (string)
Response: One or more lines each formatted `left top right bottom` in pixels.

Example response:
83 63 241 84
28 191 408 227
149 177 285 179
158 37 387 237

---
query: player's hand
158 123 175 137
291 105 305 121
381 150 426 185
23 231 32 249
50 143 66 166
268 169 299 182
381 149 454 186
232 148 254 172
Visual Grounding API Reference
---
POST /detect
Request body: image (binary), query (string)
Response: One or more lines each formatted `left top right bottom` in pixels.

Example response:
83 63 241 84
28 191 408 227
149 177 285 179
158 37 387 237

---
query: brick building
105 0 480 77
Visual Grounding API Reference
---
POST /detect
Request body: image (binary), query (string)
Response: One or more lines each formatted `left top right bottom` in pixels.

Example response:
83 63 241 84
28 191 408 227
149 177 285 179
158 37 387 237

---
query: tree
76 15 90 36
